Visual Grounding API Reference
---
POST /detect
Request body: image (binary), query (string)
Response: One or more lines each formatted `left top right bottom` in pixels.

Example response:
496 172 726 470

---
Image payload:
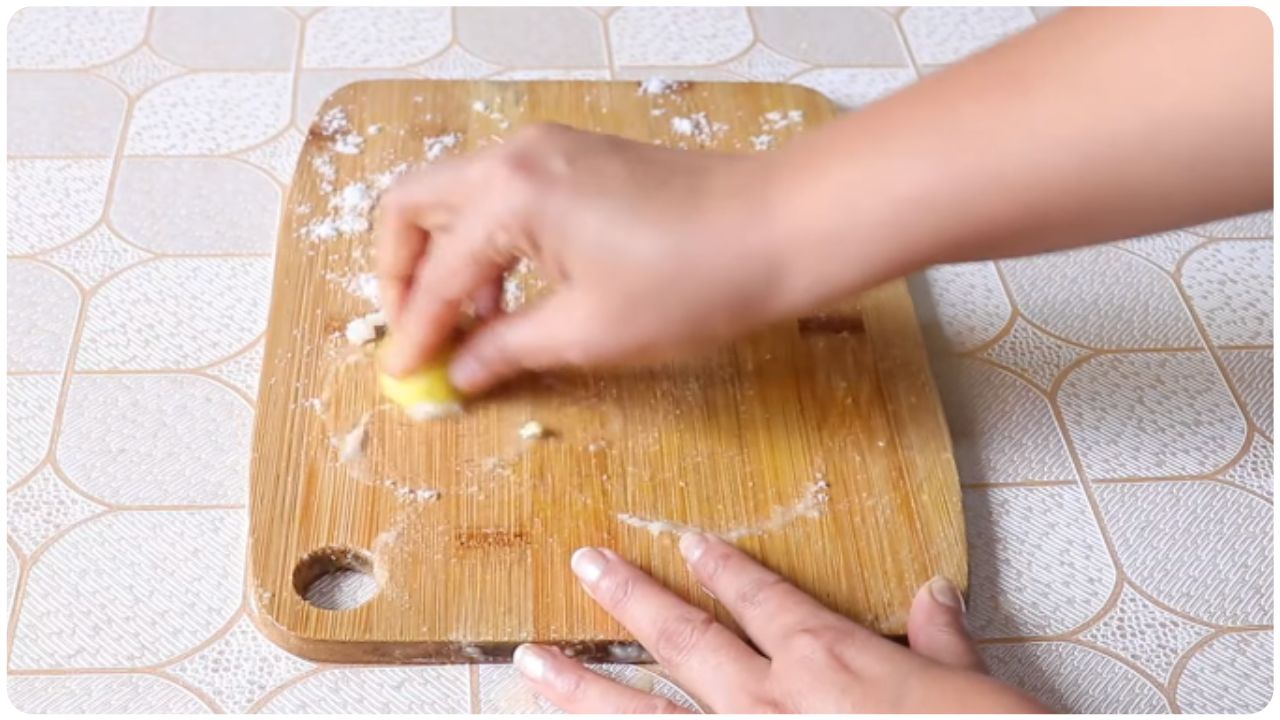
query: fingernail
570 547 607 584
448 354 483 393
929 576 965 611
678 532 708 564
513 644 549 680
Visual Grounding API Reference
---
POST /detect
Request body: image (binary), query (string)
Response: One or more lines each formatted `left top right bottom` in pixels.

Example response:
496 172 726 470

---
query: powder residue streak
616 478 831 541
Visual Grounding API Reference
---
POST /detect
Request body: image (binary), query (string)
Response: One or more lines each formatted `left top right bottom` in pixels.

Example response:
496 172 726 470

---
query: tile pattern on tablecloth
5 6 1272 715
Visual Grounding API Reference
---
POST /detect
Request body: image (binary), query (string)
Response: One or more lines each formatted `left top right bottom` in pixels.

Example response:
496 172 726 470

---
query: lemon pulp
375 339 463 417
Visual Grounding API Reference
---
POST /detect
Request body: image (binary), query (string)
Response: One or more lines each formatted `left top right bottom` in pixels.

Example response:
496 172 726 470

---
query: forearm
762 7 1271 309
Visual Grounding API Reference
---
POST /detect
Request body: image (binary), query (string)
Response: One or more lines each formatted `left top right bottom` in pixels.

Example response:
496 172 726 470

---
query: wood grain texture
249 80 965 664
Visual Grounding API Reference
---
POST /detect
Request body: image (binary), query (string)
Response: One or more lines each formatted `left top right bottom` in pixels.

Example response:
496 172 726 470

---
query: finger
383 225 511 377
569 547 766 712
513 644 690 714
906 576 983 671
470 275 503 319
448 291 598 394
373 162 467 327
678 532 857 658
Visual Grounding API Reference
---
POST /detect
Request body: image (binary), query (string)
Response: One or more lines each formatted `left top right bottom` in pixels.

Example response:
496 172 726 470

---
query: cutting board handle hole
293 546 380 611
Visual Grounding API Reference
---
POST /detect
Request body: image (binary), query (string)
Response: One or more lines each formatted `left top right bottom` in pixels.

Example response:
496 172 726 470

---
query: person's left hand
510 533 1045 714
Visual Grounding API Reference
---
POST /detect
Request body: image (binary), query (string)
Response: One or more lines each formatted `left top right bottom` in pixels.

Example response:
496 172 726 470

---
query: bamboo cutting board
249 80 965 663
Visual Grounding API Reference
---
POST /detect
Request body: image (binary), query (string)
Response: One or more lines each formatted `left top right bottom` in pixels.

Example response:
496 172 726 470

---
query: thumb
906 576 984 671
449 291 598 394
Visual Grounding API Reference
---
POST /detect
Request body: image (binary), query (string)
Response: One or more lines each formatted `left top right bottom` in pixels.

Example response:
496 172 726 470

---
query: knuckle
626 696 680 714
512 121 568 147
551 666 586 699
734 574 787 614
653 611 716 667
695 545 730 583
595 569 636 612
787 627 837 659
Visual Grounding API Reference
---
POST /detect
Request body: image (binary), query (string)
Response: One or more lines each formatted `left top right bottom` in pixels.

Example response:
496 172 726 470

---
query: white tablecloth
6 6 1272 713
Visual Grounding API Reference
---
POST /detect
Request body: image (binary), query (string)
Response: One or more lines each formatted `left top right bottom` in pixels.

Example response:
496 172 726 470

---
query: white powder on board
424 132 462 162
344 310 386 345
670 112 727 144
318 106 350 135
334 412 372 464
518 420 546 440
332 132 364 155
406 401 463 421
761 109 805 131
616 478 831 540
638 77 683 96
751 134 775 151
395 486 441 503
330 182 374 235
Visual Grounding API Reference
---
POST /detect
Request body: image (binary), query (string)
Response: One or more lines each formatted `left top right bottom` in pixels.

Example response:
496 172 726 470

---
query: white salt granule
424 132 462 162
472 100 489 113
638 77 683 96
366 123 383 135
518 420 546 440
650 108 667 116
344 310 386 345
751 134 775 151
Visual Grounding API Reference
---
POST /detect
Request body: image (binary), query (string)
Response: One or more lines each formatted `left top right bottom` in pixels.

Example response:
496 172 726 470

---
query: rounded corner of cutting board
773 82 841 115
245 596 322 662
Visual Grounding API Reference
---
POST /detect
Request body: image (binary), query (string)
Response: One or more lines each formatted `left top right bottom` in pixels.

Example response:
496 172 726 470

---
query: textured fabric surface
6 6 1272 713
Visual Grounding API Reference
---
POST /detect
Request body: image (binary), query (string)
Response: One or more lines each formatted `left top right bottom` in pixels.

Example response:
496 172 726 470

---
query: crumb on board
424 132 462 162
518 420 546 440
332 132 364 155
670 112 728 144
637 77 684 96
345 310 386 346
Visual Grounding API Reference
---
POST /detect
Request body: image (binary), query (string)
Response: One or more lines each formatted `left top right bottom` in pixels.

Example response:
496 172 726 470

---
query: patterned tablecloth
5 6 1273 714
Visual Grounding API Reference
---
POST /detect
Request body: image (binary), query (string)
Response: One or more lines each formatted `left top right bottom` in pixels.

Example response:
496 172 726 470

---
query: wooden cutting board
249 80 965 664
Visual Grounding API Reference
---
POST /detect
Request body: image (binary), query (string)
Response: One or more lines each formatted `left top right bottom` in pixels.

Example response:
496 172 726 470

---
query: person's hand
375 123 798 393
511 534 1047 713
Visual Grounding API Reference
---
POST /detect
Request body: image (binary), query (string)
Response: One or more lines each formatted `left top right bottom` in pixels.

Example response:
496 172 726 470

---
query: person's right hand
375 123 802 393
